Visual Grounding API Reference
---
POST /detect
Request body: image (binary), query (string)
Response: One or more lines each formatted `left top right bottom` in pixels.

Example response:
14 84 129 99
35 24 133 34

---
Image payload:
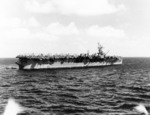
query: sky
0 0 150 57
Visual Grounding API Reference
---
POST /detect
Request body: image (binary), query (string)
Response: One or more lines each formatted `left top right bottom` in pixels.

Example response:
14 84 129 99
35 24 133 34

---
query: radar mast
97 43 104 56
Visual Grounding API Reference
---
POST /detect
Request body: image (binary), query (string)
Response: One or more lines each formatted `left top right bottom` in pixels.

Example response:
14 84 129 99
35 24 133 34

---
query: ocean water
0 58 150 115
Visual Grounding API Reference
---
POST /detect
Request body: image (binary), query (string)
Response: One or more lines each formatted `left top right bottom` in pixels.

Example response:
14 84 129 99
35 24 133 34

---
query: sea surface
0 58 150 115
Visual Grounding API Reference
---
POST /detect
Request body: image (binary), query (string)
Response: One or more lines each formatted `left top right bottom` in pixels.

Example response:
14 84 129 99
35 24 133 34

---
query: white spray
3 98 25 115
134 104 149 115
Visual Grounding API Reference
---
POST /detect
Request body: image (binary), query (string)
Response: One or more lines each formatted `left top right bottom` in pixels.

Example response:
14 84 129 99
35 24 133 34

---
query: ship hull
17 60 123 70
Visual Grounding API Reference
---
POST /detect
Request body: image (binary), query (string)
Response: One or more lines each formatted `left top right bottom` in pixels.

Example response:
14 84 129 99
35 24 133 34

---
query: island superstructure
16 43 122 70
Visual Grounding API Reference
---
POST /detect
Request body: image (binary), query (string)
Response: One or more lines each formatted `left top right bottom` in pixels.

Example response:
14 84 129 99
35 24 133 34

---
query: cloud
0 18 21 28
0 18 80 43
25 0 55 14
0 17 40 29
3 28 30 39
0 16 55 42
0 18 126 45
86 25 126 38
0 17 127 57
46 22 79 36
25 0 125 16
23 17 41 27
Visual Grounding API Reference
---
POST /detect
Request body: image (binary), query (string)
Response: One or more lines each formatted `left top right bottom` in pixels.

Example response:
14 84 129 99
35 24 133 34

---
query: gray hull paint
19 60 123 70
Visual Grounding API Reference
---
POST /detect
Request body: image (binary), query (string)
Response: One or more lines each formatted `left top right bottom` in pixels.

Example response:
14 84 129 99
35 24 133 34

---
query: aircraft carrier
16 43 123 70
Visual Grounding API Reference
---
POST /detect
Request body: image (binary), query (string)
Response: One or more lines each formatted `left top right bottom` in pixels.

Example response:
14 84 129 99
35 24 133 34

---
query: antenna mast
97 42 103 55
